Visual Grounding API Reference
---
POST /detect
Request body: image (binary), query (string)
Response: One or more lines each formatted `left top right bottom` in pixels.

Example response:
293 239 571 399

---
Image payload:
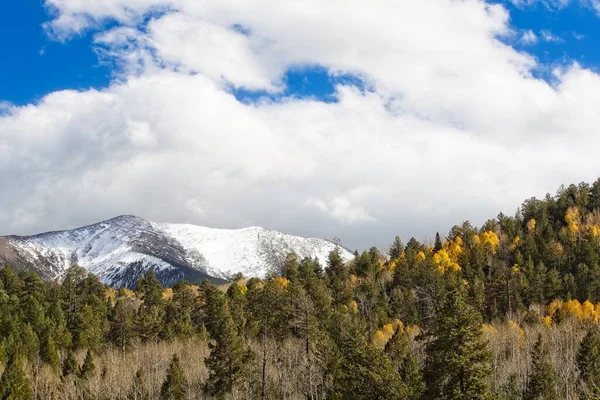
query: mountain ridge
0 215 353 288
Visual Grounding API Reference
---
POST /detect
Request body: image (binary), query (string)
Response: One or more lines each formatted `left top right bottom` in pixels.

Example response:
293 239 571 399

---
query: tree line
3 179 600 398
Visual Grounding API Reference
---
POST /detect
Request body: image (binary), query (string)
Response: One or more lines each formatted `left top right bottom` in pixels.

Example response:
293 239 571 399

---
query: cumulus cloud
2 0 600 250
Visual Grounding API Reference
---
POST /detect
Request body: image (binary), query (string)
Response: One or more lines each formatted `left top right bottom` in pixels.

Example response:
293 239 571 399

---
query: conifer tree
434 232 443 252
0 355 33 400
79 349 95 379
384 326 424 400
578 326 600 396
160 354 186 400
389 236 404 260
325 313 407 399
422 291 493 400
135 271 165 342
524 334 558 400
202 283 252 398
39 333 60 373
109 298 135 352
62 349 79 377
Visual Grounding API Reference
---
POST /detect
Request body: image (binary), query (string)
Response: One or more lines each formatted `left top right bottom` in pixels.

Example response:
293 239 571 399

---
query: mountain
0 215 353 288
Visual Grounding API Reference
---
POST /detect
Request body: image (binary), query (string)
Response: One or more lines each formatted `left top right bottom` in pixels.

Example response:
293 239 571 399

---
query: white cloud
573 31 586 39
540 29 564 42
520 29 538 45
2 0 600 249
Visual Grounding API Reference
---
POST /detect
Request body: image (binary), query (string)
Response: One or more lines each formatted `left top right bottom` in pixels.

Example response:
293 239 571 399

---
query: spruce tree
389 236 404 260
202 283 252 398
578 327 600 396
434 232 443 252
0 355 33 400
160 354 186 400
524 334 558 400
62 349 79 377
79 349 95 379
325 313 407 399
422 291 493 400
384 326 424 400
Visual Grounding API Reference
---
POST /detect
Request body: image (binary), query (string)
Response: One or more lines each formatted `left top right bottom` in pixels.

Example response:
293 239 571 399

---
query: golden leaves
527 218 536 233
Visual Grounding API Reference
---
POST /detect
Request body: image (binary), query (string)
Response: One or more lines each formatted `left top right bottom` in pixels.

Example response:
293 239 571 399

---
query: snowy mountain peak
0 216 353 288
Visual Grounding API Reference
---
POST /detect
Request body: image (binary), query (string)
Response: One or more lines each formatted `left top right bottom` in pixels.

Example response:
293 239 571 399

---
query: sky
1 0 600 251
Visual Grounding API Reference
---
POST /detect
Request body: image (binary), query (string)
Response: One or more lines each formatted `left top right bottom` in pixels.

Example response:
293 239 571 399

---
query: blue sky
3 0 598 107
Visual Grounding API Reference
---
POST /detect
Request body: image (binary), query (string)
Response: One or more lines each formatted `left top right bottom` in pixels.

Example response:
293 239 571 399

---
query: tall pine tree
422 291 493 400
524 334 558 400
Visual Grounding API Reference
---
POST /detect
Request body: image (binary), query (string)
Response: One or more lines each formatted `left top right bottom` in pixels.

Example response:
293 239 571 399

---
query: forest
4 180 600 399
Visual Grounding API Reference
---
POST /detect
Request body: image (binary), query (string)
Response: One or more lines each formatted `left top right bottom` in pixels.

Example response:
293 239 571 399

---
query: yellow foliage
511 264 520 274
372 322 402 348
541 316 552 327
482 324 497 336
238 284 248 296
510 236 520 250
120 288 135 298
582 300 597 323
480 231 500 254
547 299 563 317
274 276 289 288
416 251 426 262
507 320 525 337
433 248 461 273
162 288 174 300
105 288 117 302
527 218 536 232
544 298 599 324
565 207 581 234
349 300 359 314
472 234 480 245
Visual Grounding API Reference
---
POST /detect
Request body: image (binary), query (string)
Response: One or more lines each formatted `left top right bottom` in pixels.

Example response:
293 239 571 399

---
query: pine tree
524 334 558 400
79 349 95 379
135 271 166 342
160 354 186 400
0 355 33 400
62 349 79 377
202 283 252 398
39 333 59 373
422 291 493 400
578 327 600 396
434 232 443 252
389 236 404 260
109 298 135 352
325 313 407 399
384 326 424 400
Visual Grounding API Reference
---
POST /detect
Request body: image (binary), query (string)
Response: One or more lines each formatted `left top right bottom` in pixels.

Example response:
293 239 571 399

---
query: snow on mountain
0 215 353 288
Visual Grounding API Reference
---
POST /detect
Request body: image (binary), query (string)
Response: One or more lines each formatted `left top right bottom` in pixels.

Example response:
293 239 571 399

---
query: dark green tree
0 355 33 400
202 283 252 398
434 232 443 252
79 349 95 379
384 326 424 400
160 354 186 400
523 334 558 400
578 327 600 397
422 291 493 400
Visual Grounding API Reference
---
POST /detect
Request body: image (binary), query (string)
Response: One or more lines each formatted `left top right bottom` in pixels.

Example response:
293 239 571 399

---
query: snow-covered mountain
0 215 353 288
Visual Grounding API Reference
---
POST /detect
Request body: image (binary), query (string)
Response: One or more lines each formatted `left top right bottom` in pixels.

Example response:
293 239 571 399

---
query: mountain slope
0 215 353 288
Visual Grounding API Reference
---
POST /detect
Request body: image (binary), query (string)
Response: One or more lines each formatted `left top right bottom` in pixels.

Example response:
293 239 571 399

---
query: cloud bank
2 0 600 250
